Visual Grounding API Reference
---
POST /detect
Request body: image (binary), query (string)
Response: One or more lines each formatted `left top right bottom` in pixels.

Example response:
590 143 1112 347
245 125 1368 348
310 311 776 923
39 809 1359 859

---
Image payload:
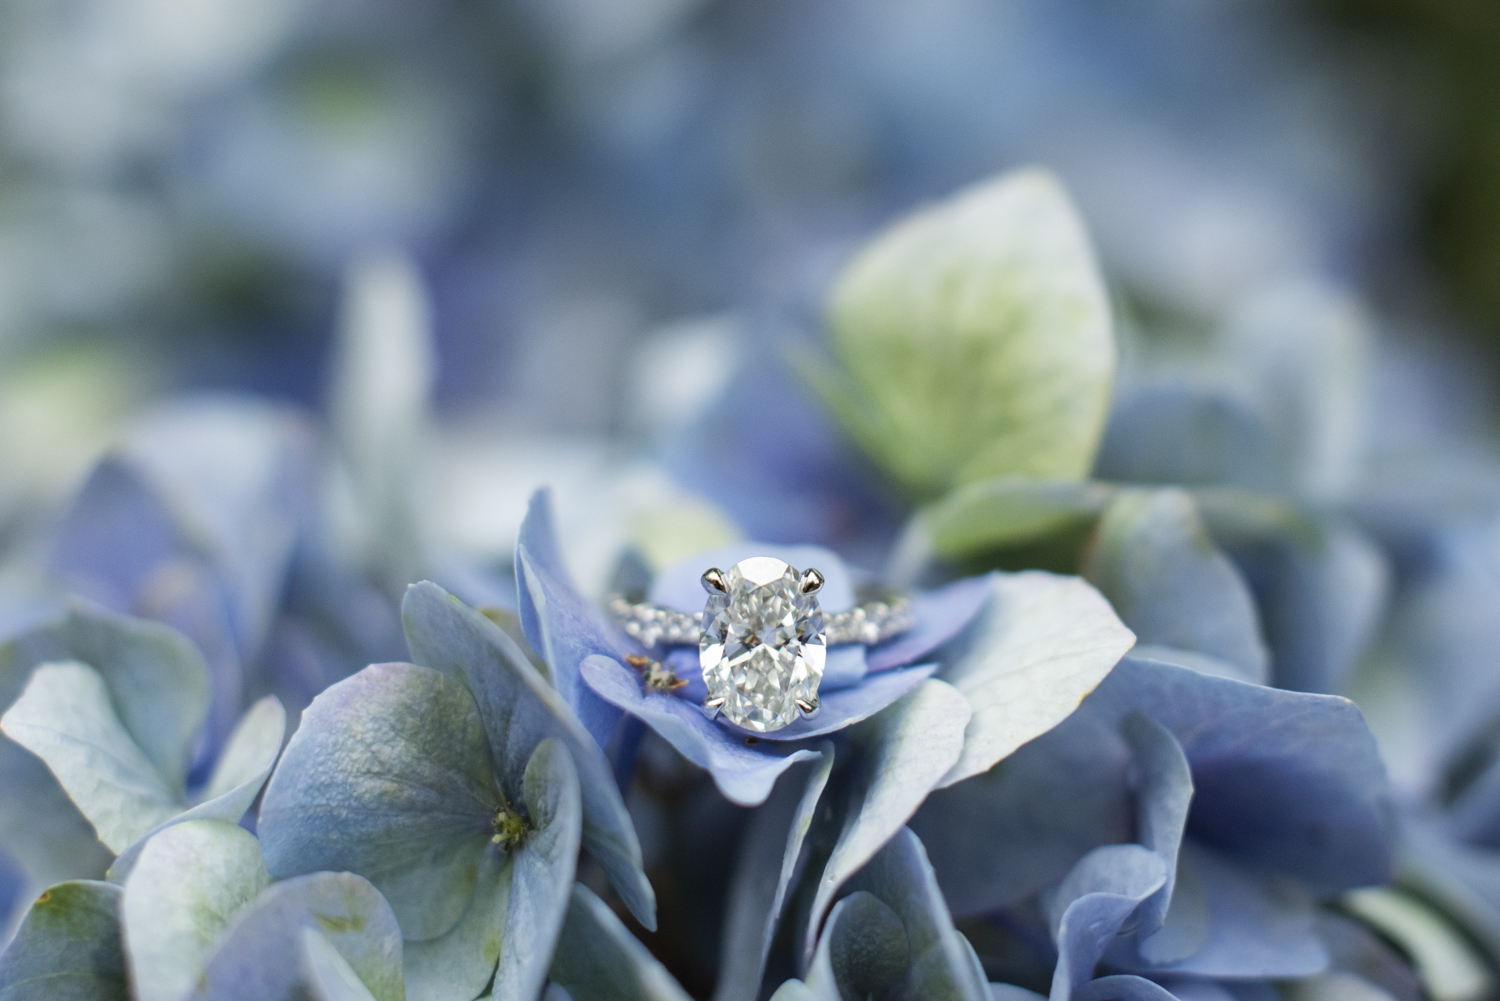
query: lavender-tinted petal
580 655 820 807
866 574 993 674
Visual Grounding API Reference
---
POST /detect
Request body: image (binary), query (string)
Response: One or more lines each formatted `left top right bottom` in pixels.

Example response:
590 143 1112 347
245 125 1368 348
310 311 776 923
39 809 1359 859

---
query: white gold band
607 593 914 649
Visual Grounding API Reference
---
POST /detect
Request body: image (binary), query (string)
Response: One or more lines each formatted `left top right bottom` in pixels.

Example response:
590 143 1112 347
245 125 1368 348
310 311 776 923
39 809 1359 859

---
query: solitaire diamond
700 557 826 732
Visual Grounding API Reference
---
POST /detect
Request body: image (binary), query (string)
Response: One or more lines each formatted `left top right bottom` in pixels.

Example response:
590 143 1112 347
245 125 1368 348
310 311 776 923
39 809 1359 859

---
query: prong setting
701 568 728 594
701 696 726 721
799 568 825 595
794 696 820 717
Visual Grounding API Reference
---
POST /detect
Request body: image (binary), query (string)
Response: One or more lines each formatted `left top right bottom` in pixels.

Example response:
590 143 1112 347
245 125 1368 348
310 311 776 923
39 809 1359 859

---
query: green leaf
815 168 1115 497
895 476 1115 576
935 572 1134 786
120 820 271 1001
1 662 180 854
549 886 693 1001
805 681 970 966
0 880 127 1001
1082 489 1268 684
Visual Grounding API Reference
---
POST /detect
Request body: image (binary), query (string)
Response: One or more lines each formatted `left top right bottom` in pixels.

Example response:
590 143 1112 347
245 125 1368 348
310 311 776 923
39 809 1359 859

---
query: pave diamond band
606 591 915 648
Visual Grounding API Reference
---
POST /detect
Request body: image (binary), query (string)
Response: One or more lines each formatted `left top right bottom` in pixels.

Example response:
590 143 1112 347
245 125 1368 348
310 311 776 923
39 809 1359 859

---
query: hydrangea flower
0 603 284 905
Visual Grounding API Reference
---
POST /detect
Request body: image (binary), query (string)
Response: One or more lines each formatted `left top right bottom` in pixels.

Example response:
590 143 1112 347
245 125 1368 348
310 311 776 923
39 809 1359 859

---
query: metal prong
799 568 825 595
701 568 728 594
795 696 820 718
701 697 725 720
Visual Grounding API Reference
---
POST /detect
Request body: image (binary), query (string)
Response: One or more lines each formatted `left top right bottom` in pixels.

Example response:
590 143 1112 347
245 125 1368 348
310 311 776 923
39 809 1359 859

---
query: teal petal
0 603 210 797
0 880 126 1001
844 828 988 1001
405 738 582 1001
400 582 655 930
258 662 497 941
1 662 180 854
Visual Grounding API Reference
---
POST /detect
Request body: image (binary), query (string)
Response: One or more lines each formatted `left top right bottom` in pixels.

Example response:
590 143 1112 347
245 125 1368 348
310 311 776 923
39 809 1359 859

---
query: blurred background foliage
1 0 1498 491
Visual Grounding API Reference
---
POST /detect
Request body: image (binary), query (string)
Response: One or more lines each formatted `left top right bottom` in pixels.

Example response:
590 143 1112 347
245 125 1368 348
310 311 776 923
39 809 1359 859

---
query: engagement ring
608 556 913 732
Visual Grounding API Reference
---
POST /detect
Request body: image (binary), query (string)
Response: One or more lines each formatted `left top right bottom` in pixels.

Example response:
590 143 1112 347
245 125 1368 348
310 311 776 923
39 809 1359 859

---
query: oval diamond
700 557 826 732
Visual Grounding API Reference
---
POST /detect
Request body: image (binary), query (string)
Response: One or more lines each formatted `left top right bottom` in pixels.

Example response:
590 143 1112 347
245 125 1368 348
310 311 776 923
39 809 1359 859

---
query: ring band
607 592 914 649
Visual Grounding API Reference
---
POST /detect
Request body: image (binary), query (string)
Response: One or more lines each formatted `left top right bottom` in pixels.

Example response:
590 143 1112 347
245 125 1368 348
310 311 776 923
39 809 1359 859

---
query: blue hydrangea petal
1122 713 1194 949
805 680 971 965
865 574 993 674
717 745 835 1001
548 885 695 1001
768 980 824 1001
121 820 271 1001
47 459 251 762
990 984 1048 1001
580 655 821 807
515 547 627 749
649 544 855 614
1100 656 1392 893
1196 498 1388 695
934 572 1135 786
258 662 498 941
514 490 630 746
820 647 868 691
515 488 574 651
195 871 404 1001
1048 844 1168 1001
1 661 180 854
910 697 1131 917
400 584 655 931
1093 384 1286 492
1109 843 1327 978
1073 976 1181 1001
1083 490 1268 684
0 880 126 999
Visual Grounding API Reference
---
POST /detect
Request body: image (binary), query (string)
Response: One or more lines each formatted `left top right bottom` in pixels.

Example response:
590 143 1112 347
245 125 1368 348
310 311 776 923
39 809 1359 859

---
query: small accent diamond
700 557 826 732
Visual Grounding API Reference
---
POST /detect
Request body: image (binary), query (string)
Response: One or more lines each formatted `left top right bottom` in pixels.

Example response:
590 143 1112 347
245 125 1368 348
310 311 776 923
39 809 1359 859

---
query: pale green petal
818 168 1115 496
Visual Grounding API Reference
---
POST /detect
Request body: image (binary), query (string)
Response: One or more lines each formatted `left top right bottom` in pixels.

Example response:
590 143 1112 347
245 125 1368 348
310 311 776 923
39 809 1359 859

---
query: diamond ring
608 556 914 733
